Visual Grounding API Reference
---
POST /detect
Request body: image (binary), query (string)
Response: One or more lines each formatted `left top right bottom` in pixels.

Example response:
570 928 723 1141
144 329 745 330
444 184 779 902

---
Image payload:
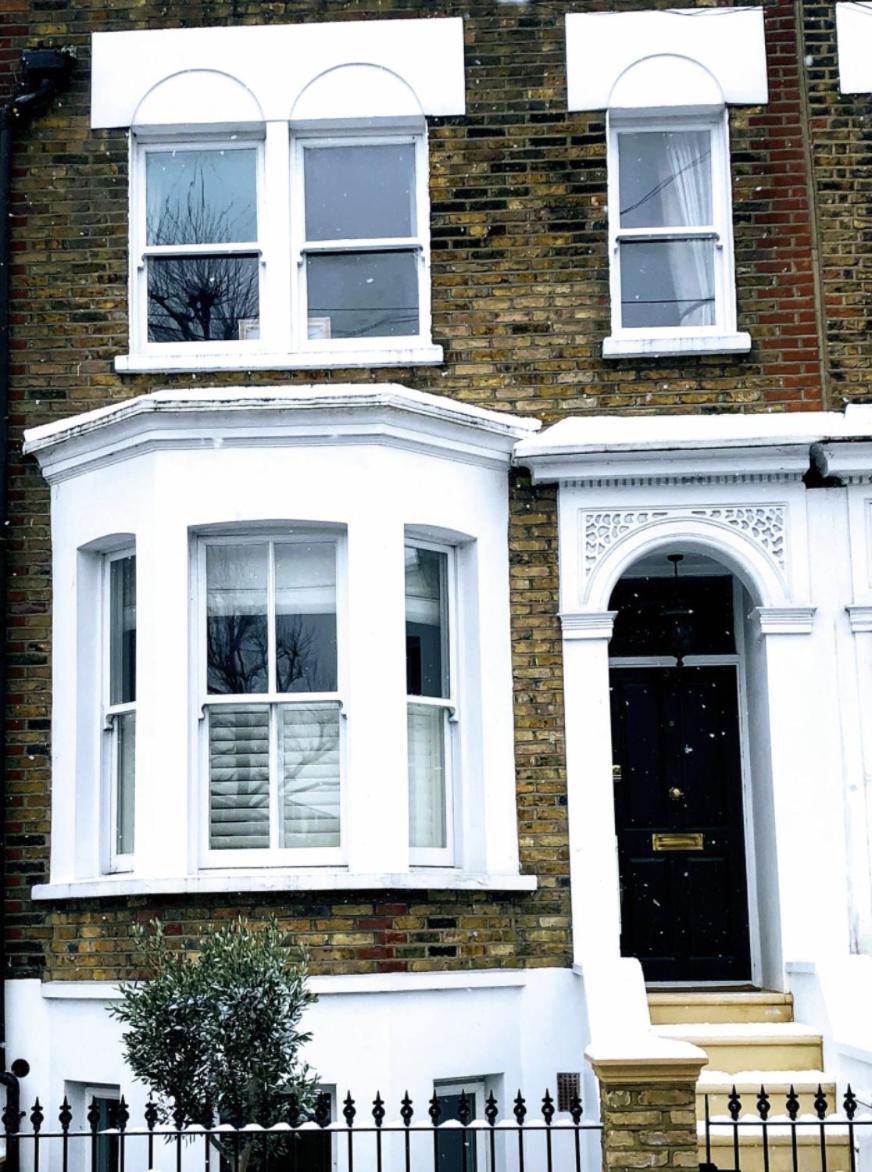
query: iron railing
700 1084 872 1172
3 1089 603 1172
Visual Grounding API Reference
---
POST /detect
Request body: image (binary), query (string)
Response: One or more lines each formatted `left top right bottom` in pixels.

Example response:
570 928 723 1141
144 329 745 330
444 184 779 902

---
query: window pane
275 542 337 693
405 547 449 698
146 148 257 245
115 711 135 856
207 544 269 694
279 705 340 849
304 144 416 240
620 239 715 329
306 251 419 339
209 705 270 849
618 131 712 230
109 555 136 706
147 255 259 344
408 703 446 850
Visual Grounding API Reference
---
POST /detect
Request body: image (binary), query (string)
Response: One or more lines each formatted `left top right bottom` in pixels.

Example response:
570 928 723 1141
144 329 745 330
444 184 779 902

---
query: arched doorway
608 551 753 983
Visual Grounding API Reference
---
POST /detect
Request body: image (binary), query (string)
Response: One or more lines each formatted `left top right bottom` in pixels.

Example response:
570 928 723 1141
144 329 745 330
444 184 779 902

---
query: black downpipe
0 47 74 1167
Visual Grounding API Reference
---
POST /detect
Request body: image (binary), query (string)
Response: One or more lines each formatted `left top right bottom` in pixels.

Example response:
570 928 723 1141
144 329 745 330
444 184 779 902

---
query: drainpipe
0 47 74 1159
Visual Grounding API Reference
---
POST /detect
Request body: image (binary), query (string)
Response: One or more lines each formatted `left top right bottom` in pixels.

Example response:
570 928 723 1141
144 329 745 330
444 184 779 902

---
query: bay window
200 535 342 863
405 543 455 865
104 550 136 870
27 384 533 897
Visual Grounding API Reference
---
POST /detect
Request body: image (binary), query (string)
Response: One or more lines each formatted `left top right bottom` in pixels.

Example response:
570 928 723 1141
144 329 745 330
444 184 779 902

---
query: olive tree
110 918 319 1142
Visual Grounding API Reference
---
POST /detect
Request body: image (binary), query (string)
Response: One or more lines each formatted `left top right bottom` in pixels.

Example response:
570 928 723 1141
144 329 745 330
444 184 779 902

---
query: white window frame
126 125 437 372
102 548 135 874
406 536 458 869
292 130 432 355
130 135 266 358
604 108 747 359
195 530 347 869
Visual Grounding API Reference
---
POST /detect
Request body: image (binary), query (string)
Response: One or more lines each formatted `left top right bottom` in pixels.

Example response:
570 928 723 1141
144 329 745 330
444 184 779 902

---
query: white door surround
515 410 872 998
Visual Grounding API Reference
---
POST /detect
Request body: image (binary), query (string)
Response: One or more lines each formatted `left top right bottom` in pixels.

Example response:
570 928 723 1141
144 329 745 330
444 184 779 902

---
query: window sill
114 345 444 374
602 332 751 360
31 870 538 900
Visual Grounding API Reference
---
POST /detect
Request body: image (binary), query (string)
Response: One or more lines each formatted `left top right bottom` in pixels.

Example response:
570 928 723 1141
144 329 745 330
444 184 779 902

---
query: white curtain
660 132 715 327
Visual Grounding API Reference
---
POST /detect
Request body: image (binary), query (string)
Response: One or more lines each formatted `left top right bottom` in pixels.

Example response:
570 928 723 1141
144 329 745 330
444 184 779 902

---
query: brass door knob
668 786 684 801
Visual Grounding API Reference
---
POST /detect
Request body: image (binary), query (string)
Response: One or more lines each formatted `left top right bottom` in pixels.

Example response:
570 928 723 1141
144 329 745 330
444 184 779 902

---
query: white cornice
560 611 617 640
753 606 817 636
847 605 872 634
24 385 541 483
515 407 872 487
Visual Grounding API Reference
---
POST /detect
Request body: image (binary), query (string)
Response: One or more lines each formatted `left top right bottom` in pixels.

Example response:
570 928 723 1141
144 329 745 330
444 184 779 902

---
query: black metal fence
3 1090 603 1172
700 1084 872 1172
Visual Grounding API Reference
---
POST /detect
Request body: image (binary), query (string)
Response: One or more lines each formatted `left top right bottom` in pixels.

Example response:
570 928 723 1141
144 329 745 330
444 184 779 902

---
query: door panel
611 665 751 982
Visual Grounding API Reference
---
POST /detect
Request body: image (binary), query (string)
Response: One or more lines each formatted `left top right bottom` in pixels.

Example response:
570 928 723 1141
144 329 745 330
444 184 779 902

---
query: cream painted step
696 1070 836 1118
649 991 794 1025
699 1121 854 1172
654 1023 824 1074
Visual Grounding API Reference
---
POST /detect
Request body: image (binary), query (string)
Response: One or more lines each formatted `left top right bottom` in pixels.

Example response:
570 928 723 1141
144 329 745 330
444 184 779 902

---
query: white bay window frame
102 548 136 874
195 531 347 869
406 537 459 868
130 135 266 357
604 108 748 359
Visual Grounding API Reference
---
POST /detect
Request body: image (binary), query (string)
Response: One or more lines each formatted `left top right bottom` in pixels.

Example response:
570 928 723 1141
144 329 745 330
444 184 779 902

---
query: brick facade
1 0 855 981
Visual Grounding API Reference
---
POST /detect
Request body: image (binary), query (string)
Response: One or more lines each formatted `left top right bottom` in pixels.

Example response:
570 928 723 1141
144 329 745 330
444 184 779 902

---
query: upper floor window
605 111 746 358
131 128 433 371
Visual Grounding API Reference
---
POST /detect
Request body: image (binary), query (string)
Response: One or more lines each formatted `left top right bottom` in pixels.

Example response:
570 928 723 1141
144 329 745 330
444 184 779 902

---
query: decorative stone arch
133 69 264 129
608 53 725 113
290 63 425 124
581 511 791 613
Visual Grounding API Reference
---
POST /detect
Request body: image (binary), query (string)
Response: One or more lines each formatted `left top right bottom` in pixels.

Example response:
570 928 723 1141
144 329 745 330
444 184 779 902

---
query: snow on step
655 1022 822 1043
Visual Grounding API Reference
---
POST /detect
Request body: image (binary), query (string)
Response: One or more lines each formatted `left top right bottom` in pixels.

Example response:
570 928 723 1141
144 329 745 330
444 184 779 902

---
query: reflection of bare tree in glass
208 614 334 695
277 615 334 694
281 705 340 845
207 615 268 694
147 185 257 343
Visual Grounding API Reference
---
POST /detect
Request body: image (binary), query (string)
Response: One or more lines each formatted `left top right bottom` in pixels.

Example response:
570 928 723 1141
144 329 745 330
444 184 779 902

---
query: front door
610 665 751 981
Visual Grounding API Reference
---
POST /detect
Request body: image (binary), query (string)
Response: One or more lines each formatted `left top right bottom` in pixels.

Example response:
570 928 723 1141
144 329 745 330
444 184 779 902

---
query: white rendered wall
6 970 596 1172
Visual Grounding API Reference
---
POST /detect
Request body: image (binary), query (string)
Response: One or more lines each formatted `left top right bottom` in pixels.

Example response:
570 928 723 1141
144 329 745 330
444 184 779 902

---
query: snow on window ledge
31 870 538 901
602 332 751 360
115 345 445 375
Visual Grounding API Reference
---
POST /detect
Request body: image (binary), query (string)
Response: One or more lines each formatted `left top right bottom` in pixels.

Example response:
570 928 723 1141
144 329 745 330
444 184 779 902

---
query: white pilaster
560 611 621 966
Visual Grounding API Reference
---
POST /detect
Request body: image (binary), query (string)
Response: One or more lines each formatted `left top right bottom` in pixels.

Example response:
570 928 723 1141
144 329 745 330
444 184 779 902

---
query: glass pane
405 547 449 698
408 703 446 850
618 131 712 229
109 555 136 705
207 544 269 694
209 705 270 850
147 255 259 344
115 710 135 856
304 144 416 240
620 239 715 329
146 148 257 245
279 705 340 849
306 251 419 339
275 542 337 693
